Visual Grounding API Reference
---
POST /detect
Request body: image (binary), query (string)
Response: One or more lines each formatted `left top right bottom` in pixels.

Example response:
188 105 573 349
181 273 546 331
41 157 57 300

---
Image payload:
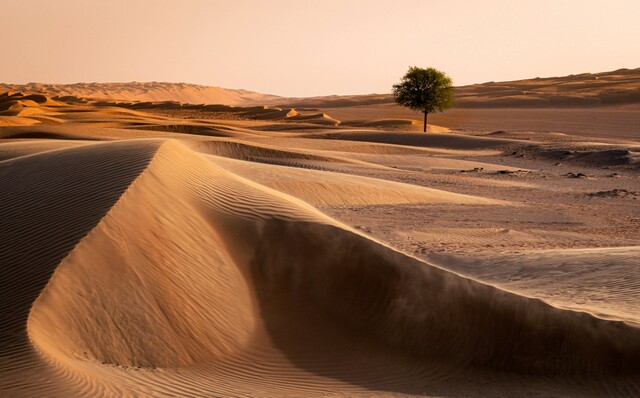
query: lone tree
392 66 454 133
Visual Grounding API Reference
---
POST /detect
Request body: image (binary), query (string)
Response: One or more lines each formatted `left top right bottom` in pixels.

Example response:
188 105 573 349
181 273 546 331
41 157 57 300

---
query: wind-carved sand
0 88 639 397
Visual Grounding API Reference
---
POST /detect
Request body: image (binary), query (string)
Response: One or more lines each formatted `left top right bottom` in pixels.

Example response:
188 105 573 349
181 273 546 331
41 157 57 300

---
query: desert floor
1 92 639 397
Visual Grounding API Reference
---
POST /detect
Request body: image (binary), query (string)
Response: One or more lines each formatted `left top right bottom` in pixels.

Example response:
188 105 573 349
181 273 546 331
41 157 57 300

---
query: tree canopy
392 67 454 132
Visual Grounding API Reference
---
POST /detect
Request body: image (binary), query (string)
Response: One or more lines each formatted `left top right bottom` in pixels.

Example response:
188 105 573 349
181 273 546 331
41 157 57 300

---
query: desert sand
0 82 283 106
0 80 639 397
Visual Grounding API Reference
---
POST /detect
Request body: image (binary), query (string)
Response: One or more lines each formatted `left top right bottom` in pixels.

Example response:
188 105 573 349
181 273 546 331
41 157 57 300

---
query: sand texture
1 89 639 397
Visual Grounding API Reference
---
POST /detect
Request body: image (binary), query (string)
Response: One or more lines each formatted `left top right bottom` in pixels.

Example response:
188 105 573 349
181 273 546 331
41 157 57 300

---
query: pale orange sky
2 0 639 97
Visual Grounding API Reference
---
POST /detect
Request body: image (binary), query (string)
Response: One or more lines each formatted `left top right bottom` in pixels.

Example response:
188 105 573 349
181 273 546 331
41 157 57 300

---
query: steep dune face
5 140 637 397
0 140 163 395
229 219 640 375
28 143 257 369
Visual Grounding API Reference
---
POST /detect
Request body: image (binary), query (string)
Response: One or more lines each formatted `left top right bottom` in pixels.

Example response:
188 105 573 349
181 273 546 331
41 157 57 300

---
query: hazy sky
2 0 639 96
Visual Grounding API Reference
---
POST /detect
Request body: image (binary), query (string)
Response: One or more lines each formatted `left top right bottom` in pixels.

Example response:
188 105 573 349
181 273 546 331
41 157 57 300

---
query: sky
1 0 639 97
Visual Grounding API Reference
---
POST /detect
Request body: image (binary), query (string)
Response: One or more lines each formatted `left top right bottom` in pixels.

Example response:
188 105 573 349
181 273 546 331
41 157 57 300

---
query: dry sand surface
1 90 639 397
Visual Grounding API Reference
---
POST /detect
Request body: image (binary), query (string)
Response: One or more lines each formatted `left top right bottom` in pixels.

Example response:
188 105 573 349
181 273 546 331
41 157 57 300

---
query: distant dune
278 68 640 108
2 67 639 108
0 82 283 106
453 68 640 107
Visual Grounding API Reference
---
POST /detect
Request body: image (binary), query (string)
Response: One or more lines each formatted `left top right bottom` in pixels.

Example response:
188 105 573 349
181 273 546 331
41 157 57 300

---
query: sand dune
453 68 640 108
0 92 66 127
1 92 639 396
3 139 640 397
277 67 640 109
0 82 283 106
4 68 639 112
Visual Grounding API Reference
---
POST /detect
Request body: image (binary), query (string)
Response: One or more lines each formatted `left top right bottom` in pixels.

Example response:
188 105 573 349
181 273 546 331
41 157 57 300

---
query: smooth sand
1 91 639 397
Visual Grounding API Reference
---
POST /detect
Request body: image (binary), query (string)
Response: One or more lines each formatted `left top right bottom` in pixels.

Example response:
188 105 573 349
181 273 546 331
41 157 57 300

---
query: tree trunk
423 111 428 133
